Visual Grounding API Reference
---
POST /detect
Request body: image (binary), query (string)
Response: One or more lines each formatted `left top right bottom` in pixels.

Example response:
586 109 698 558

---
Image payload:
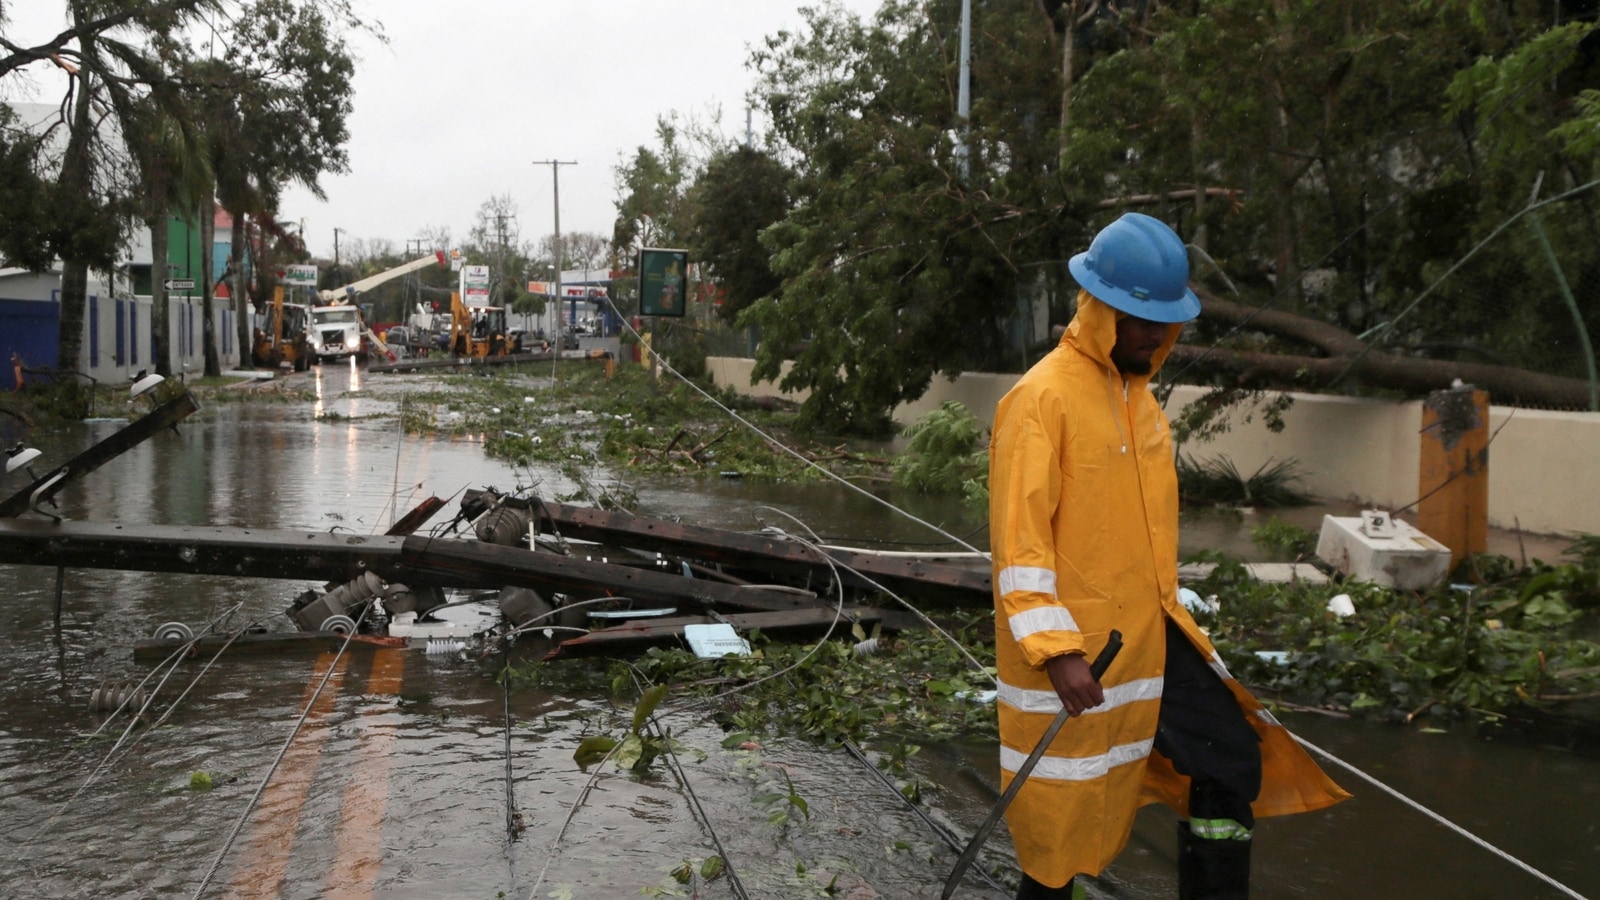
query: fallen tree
1169 287 1595 410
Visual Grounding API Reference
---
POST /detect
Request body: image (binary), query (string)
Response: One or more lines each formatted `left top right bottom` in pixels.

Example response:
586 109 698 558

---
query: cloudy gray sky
6 0 882 260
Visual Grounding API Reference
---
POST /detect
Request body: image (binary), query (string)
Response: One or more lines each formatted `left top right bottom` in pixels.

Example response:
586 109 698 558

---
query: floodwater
0 362 1595 899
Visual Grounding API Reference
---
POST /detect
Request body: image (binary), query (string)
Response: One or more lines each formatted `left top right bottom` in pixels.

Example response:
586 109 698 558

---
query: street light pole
533 159 577 365
956 0 971 180
333 227 344 290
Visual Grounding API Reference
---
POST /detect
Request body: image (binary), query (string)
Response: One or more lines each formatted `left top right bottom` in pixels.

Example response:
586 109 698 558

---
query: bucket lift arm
318 252 446 305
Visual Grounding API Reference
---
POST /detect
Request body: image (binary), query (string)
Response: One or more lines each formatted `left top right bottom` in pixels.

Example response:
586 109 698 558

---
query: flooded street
0 364 1595 899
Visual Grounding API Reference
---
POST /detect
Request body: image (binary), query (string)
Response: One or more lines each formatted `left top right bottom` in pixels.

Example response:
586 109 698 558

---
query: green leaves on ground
572 681 697 776
622 613 997 749
1191 549 1600 718
395 361 886 484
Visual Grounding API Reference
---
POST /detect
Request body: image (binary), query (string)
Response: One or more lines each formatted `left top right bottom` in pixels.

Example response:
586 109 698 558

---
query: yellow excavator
447 292 515 358
252 286 311 370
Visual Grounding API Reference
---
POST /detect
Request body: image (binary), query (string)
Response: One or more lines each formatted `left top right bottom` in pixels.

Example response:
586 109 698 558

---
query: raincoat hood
1061 289 1182 384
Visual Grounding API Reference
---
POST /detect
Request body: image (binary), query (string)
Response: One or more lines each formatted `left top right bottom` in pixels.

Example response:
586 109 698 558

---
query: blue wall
0 295 59 370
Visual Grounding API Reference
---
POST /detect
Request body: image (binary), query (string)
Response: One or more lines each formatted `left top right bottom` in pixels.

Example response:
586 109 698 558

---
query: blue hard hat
1068 213 1201 323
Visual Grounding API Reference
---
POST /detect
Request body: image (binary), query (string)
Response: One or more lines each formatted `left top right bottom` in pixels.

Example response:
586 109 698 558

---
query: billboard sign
638 248 688 318
284 264 318 286
460 264 491 308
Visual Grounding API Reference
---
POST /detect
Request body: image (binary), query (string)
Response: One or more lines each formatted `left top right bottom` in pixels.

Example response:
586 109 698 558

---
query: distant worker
987 212 1349 899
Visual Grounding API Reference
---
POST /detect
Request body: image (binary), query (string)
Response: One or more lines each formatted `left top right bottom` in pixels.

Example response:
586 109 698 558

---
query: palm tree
46 0 219 378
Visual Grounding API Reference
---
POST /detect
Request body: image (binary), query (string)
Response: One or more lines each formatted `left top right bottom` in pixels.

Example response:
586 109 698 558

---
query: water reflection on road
0 366 1593 899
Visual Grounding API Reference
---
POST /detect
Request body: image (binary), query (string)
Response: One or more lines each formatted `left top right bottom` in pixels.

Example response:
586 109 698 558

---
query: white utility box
1315 511 1451 591
684 623 752 658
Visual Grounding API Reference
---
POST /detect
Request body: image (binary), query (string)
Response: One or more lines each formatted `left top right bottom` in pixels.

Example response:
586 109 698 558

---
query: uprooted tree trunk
1170 287 1594 409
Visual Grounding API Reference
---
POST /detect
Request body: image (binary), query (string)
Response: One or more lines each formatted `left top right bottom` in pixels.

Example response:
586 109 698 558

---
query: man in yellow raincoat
988 213 1349 899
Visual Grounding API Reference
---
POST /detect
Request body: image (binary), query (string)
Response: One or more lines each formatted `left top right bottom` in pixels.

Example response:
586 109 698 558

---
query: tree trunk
200 199 221 376
232 211 252 368
55 17 96 375
1059 0 1078 159
1267 0 1303 307
149 213 171 376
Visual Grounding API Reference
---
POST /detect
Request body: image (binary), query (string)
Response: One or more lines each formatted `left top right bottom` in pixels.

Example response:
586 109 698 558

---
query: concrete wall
0 286 239 384
706 356 1600 537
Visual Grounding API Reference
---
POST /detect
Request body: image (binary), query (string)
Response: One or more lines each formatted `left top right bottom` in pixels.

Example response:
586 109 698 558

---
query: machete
940 629 1124 899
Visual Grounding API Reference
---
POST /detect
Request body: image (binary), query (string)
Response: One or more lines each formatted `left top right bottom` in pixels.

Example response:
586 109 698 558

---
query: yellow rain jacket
988 292 1349 887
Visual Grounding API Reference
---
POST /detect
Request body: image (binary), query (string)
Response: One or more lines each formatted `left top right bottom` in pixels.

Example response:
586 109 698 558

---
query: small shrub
891 401 988 499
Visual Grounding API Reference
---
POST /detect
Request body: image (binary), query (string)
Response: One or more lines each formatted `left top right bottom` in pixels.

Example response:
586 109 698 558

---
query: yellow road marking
226 651 349 899
322 649 406 900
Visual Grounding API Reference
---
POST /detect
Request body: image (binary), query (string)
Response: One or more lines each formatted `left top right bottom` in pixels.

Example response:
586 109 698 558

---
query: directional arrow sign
163 279 196 291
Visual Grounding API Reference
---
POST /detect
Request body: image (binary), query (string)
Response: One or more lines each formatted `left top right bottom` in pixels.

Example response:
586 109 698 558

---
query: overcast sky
5 0 883 260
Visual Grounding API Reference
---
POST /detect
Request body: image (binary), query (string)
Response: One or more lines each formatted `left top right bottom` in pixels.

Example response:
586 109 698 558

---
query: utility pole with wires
492 212 515 305
533 159 577 367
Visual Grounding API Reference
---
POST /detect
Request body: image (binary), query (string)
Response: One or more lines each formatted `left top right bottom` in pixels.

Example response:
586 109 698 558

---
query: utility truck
309 251 448 364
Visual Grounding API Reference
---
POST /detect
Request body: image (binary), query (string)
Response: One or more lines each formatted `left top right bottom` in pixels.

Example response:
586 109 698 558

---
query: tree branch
0 0 215 80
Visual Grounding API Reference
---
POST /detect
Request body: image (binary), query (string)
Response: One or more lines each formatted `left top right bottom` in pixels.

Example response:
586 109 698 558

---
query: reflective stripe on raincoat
988 291 1349 887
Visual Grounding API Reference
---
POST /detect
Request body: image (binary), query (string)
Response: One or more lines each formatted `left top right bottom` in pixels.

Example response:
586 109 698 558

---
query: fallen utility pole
396 534 815 612
0 391 200 518
0 520 819 615
368 351 551 374
528 499 993 605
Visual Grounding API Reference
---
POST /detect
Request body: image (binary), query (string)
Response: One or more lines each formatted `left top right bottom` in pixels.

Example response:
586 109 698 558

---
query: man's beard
1111 352 1152 376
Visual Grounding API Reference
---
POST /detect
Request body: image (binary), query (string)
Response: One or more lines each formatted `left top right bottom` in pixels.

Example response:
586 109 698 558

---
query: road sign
163 279 195 291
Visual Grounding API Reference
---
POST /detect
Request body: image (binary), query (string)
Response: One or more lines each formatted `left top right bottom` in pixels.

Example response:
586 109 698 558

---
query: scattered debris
0 474 982 660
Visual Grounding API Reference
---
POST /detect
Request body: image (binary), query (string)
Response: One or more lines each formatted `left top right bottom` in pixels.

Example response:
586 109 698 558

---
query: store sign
284 264 318 286
460 264 491 308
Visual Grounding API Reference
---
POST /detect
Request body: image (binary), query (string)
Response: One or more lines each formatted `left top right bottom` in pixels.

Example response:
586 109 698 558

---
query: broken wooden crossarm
386 495 446 537
0 390 201 518
526 499 993 606
394 536 819 613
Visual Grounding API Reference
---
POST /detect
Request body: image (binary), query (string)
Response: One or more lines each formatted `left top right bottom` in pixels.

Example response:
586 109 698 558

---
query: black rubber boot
1177 821 1251 900
1016 872 1076 899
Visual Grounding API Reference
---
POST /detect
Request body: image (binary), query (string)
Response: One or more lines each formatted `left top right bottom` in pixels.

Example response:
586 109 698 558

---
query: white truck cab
307 303 364 363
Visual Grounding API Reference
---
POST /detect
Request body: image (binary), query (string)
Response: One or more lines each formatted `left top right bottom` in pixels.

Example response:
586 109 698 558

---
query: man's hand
1045 652 1105 717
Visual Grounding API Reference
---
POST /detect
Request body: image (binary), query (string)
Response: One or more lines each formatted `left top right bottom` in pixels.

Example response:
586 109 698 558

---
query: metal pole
1528 211 1598 410
533 159 578 375
54 566 65 632
955 0 971 180
1527 172 1598 410
942 631 1123 899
